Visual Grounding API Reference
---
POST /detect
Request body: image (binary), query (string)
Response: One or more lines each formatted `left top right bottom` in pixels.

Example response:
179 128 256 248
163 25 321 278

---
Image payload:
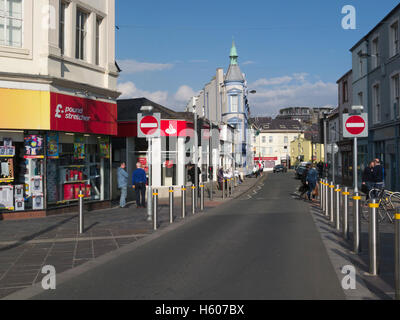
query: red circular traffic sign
345 115 366 135
139 116 159 135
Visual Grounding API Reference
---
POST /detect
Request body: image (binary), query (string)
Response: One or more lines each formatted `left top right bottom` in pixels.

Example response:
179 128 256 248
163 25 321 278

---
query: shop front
0 88 116 219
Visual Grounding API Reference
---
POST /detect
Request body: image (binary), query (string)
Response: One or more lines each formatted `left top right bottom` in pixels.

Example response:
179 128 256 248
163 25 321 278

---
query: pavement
304 184 397 299
0 176 261 299
6 172 346 300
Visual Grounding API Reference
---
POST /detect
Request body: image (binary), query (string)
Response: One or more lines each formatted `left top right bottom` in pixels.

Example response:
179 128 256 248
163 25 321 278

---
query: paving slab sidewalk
0 176 264 299
307 191 397 300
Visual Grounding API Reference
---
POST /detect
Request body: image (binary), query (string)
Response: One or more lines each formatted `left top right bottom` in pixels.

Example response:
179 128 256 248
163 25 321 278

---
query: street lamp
140 105 154 221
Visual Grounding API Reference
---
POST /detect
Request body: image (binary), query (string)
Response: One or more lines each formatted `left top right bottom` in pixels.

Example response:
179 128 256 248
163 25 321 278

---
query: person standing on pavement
362 161 375 200
117 162 129 208
306 163 318 201
132 162 147 208
373 158 385 190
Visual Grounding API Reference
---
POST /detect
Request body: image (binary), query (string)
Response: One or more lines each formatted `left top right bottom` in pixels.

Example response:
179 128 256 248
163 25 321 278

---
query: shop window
46 133 110 207
0 132 45 213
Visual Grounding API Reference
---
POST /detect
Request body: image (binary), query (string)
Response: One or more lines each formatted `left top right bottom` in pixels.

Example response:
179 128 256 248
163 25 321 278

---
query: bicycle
361 188 394 223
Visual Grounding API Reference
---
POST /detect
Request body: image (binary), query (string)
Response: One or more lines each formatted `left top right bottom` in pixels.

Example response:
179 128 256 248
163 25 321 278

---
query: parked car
273 164 287 173
295 166 307 179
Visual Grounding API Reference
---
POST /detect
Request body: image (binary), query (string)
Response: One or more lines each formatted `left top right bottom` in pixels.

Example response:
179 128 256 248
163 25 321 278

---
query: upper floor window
59 1 67 55
284 136 288 144
358 51 364 77
230 95 238 113
371 37 380 69
269 136 273 143
358 91 363 107
342 81 348 103
76 9 88 60
261 136 266 143
0 0 22 48
95 17 102 65
390 21 399 57
372 83 381 124
391 74 400 119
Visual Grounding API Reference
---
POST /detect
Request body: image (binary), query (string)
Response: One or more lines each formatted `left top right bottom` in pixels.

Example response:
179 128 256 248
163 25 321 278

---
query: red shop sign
50 92 117 135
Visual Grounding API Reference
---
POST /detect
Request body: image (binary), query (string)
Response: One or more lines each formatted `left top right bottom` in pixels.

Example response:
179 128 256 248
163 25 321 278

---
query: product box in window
14 185 24 200
64 184 74 200
85 184 91 198
32 194 44 210
30 176 43 194
15 199 24 211
0 186 14 209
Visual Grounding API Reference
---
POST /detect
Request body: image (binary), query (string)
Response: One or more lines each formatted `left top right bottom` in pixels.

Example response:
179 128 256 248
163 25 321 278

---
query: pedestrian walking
217 167 224 190
117 162 129 208
362 161 375 200
132 162 147 208
298 164 310 199
306 164 318 201
372 158 384 189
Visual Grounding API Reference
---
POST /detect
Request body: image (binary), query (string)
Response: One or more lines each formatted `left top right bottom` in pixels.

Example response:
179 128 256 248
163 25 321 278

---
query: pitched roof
225 64 245 83
117 97 186 121
251 118 303 131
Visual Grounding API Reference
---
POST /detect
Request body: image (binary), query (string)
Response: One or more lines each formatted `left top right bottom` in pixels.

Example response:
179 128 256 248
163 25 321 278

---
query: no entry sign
137 113 161 138
343 113 368 138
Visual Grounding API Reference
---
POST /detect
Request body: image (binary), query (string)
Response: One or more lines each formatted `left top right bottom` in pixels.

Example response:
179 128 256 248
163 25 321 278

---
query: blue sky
115 0 400 116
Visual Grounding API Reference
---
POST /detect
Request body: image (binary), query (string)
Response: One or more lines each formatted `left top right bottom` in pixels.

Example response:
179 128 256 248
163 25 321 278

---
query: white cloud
118 59 173 74
174 85 198 102
251 76 293 87
118 81 169 105
117 81 197 111
242 60 255 65
249 73 336 116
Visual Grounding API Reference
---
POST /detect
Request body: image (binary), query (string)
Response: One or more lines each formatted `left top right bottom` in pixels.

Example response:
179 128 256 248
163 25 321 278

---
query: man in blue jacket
306 163 318 202
117 162 129 208
132 162 147 208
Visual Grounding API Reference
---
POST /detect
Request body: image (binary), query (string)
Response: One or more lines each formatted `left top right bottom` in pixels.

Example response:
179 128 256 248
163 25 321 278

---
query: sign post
138 111 161 221
343 110 368 193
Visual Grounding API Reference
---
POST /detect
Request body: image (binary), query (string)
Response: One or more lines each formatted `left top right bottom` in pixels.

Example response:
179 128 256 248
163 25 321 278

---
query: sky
115 0 400 117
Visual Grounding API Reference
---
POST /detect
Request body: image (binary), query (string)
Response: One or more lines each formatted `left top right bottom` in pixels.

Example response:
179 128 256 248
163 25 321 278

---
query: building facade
252 118 303 170
187 41 253 175
350 3 400 191
0 0 119 218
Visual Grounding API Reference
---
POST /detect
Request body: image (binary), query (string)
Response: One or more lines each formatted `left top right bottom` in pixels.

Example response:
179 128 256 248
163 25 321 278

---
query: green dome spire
230 40 238 65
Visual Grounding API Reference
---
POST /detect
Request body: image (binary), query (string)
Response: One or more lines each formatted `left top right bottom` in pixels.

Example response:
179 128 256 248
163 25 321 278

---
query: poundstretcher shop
0 85 117 220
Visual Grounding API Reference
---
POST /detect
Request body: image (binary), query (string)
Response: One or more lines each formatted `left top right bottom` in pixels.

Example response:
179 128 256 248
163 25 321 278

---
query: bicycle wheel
361 199 370 222
390 192 400 212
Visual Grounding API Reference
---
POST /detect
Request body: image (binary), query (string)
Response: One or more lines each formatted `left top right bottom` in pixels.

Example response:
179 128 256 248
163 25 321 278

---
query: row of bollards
319 179 400 299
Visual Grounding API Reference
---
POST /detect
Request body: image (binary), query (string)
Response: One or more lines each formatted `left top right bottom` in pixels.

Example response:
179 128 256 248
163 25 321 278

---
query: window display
46 133 110 207
0 131 111 214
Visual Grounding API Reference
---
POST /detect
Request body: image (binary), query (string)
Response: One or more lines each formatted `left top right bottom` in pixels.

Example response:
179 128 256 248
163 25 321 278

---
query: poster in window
24 135 44 158
47 133 59 159
74 135 85 160
99 137 110 159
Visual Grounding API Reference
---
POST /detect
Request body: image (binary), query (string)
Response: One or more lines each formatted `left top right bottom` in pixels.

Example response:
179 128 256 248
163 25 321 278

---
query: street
31 173 345 300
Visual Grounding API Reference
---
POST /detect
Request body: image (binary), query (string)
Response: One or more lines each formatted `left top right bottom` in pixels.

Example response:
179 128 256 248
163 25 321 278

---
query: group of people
217 167 243 190
362 158 385 199
299 163 319 202
117 162 147 209
252 161 264 178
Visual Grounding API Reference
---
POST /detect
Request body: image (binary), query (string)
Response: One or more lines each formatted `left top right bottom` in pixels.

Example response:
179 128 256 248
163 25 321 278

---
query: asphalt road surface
33 173 345 300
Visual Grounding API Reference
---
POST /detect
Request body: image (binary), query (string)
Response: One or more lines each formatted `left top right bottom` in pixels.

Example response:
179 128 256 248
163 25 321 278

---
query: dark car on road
295 166 307 179
273 164 287 173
